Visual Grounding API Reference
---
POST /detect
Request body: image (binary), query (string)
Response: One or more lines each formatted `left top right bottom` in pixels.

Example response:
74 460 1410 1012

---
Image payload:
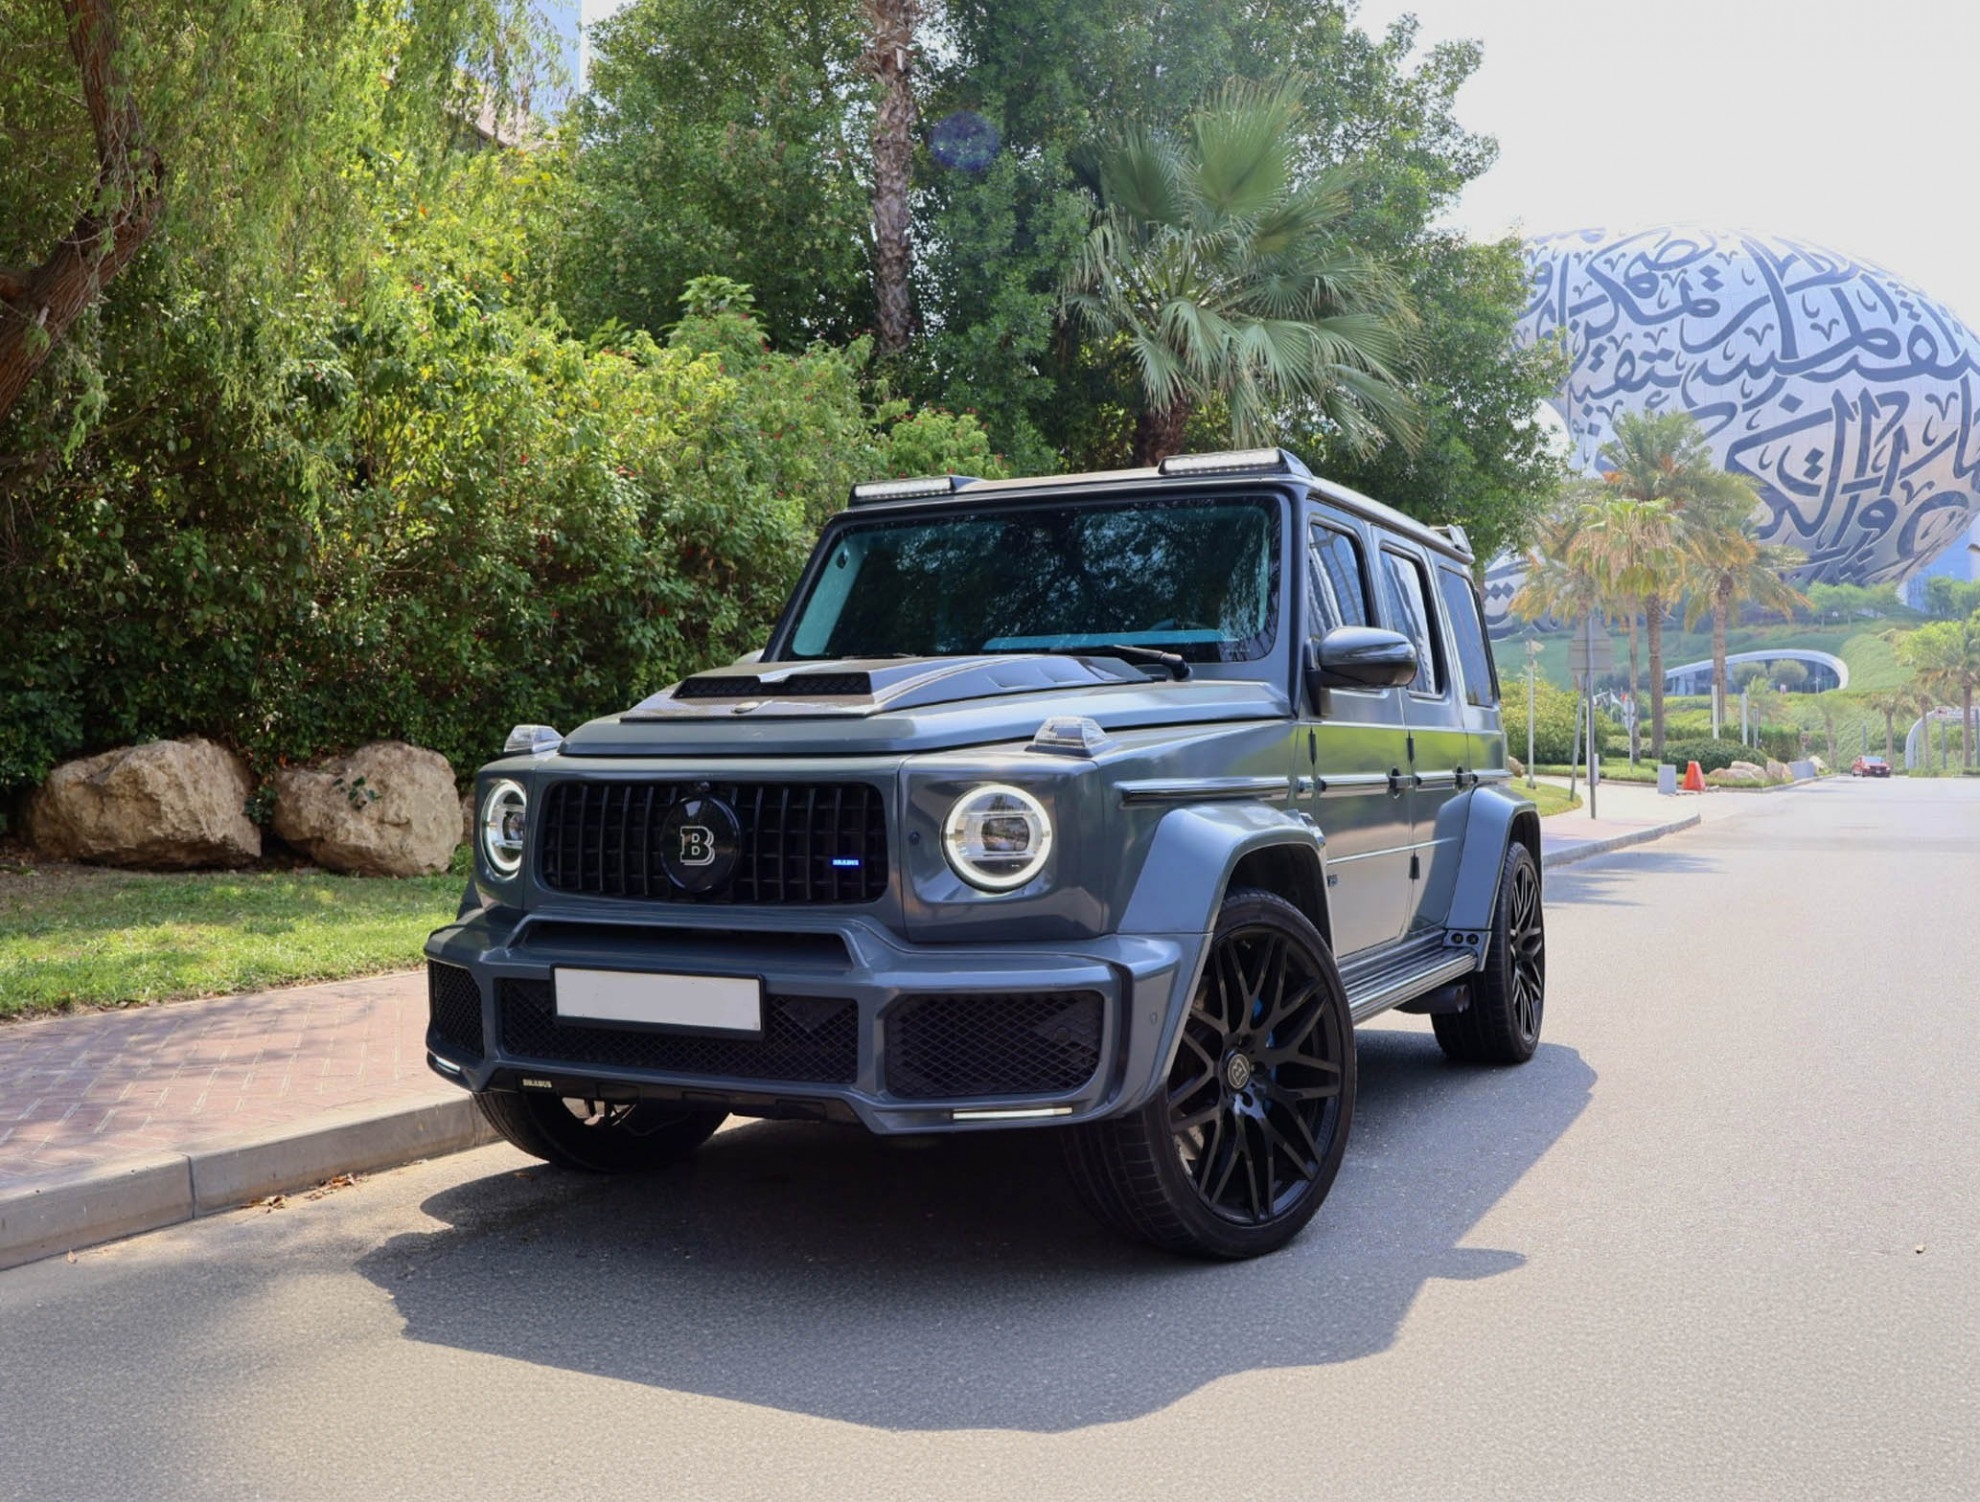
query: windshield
780 494 1282 663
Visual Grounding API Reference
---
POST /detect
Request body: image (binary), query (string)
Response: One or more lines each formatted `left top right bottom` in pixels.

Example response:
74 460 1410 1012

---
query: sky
1354 0 1980 324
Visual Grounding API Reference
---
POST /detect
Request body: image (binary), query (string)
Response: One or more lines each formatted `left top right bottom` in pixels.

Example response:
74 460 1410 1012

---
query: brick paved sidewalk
0 971 448 1188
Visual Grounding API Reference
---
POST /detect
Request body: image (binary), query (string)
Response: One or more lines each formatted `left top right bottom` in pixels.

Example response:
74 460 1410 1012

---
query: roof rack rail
848 475 979 505
1157 448 1313 479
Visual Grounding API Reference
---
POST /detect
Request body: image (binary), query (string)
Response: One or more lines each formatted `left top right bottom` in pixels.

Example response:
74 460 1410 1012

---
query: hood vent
673 671 874 700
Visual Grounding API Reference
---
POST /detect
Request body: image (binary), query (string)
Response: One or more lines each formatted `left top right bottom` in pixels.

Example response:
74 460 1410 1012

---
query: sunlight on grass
0 867 461 1017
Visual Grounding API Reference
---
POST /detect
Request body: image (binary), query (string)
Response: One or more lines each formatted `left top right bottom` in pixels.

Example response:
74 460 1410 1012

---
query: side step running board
1346 952 1478 1026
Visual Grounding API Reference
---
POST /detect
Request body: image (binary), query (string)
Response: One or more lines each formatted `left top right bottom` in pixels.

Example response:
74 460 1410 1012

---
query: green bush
1504 675 1585 763
0 181 1001 797
1658 737 1762 773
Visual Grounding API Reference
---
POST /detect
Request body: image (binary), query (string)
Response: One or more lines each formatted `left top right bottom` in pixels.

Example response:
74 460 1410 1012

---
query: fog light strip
951 1105 1074 1122
428 1052 463 1076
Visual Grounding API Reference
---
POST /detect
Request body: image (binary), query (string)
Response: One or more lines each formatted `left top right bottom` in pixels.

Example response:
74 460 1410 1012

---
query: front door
1301 516 1414 955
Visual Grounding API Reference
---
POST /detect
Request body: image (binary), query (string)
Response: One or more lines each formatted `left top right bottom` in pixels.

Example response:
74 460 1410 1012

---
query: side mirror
1305 626 1419 703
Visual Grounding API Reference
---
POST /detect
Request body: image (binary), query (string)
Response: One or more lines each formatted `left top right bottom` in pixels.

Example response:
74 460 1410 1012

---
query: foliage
1504 673 1584 764
1921 576 1980 620
1769 659 1810 690
1658 737 1762 774
0 152 999 797
0 863 460 1015
557 0 873 351
1060 80 1417 464
1897 612 1980 766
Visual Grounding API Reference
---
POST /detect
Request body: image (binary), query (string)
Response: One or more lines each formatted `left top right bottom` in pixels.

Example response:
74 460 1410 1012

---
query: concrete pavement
0 775 1971 1498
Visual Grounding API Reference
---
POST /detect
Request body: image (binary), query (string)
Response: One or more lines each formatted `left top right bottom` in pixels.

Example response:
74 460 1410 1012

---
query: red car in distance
1851 755 1893 778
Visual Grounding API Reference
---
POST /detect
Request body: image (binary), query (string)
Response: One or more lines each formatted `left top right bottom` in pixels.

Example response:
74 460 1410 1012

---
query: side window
1437 566 1500 707
1308 523 1371 633
1378 548 1445 697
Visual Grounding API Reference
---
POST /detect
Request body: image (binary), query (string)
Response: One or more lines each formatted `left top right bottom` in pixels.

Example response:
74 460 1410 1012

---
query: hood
558 655 1289 757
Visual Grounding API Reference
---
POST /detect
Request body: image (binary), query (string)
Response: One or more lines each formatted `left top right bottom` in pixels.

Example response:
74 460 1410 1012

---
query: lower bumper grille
498 980 858 1085
885 991 1104 1099
428 963 485 1061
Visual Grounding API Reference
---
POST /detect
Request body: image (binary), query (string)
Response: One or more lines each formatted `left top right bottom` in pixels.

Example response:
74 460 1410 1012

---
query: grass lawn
1524 781 1583 816
0 862 461 1018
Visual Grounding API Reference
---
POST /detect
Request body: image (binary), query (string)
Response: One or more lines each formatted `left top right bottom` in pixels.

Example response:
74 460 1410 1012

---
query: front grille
537 780 887 903
885 991 1104 1099
427 963 485 1061
499 980 859 1084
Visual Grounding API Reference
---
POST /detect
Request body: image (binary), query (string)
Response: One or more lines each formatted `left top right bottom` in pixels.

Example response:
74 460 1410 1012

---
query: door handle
1388 768 1409 795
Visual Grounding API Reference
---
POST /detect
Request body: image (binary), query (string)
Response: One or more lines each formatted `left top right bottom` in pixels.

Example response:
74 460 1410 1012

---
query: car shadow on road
1544 849 1719 907
357 1029 1594 1432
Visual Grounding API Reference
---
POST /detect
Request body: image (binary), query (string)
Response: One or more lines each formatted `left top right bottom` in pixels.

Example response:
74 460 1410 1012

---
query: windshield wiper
1023 643 1191 681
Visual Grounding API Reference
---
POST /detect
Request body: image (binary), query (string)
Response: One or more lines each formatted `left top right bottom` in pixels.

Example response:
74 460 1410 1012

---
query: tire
1064 889 1356 1260
1434 840 1545 1065
475 1090 727 1173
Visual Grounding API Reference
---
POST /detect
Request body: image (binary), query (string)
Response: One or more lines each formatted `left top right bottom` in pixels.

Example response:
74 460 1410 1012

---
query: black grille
672 672 872 699
427 963 485 1061
885 992 1104 1099
537 780 887 903
499 980 859 1084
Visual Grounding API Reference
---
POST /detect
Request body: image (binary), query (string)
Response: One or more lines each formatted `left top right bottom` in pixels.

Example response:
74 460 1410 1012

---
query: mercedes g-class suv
425 447 1546 1259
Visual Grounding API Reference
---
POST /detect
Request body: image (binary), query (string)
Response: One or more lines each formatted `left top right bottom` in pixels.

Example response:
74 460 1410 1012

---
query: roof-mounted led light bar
1156 447 1313 479
847 474 979 505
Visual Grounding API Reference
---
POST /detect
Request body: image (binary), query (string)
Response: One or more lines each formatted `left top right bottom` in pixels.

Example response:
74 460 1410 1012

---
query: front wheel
1063 889 1356 1259
475 1090 727 1173
1434 840 1545 1065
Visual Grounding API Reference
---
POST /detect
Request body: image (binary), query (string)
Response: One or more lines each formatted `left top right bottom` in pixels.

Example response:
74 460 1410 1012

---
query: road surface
2 778 1974 1499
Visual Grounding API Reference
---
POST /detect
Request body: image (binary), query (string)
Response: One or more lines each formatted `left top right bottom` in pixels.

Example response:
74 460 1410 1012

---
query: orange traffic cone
1682 760 1706 792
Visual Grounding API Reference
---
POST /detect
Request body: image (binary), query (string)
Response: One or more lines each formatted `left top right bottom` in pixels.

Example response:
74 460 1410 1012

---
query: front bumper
423 908 1202 1134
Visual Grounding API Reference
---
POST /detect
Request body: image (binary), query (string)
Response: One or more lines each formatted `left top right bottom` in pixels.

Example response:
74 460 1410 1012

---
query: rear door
1301 513 1413 955
1374 543 1467 935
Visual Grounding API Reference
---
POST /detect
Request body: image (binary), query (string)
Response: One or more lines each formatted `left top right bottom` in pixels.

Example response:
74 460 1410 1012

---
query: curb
1541 812 1702 870
0 1092 499 1272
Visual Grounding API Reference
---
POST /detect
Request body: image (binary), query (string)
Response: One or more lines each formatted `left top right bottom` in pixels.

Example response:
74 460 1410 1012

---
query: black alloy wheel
1064 889 1356 1259
1434 840 1545 1065
475 1090 728 1173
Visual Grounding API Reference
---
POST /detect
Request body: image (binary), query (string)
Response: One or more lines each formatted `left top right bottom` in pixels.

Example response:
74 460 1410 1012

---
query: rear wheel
475 1090 727 1173
1434 841 1544 1065
1064 889 1355 1259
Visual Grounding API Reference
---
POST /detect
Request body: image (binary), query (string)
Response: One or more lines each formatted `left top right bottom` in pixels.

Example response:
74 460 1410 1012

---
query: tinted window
1379 548 1444 697
1309 524 1371 630
1437 566 1499 707
784 496 1280 663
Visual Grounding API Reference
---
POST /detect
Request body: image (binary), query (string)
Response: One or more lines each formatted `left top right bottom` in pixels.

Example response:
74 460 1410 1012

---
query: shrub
1658 737 1761 773
1504 675 1585 763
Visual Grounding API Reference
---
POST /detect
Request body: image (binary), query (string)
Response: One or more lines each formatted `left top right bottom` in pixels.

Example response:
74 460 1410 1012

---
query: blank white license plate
553 969 762 1036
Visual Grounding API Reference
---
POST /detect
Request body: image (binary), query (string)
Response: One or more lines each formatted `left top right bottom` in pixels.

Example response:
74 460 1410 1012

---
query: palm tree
1899 615 1980 768
1864 683 1919 761
1063 81 1418 465
1573 490 1683 755
1682 512 1809 719
863 0 924 356
1581 412 1757 756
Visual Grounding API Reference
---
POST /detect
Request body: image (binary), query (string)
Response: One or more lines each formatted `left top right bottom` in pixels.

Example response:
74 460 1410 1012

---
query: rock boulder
1766 758 1791 783
272 741 460 877
27 739 260 869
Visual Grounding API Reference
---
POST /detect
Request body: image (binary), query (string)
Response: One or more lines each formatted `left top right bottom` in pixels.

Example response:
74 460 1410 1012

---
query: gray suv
425 448 1546 1259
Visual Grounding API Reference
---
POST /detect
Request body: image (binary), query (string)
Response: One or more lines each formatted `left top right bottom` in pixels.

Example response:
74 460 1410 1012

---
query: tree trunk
1626 610 1640 762
1132 400 1193 466
1966 685 1974 769
863 0 921 357
0 0 162 423
1884 709 1895 761
1647 592 1666 757
1712 575 1732 722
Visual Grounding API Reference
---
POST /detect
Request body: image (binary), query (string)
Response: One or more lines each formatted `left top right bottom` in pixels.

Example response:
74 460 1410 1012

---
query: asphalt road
3 778 1975 1501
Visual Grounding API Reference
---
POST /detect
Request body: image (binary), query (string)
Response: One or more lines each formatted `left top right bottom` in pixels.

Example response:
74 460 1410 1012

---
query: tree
863 0 923 354
1864 683 1918 760
1682 502 1808 714
1061 81 1417 465
560 0 872 350
1580 411 1754 756
0 0 541 424
1769 659 1810 691
1899 614 1980 768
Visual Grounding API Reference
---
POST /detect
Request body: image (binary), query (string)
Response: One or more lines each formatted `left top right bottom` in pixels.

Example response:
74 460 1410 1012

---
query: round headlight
942 784 1053 892
480 779 528 879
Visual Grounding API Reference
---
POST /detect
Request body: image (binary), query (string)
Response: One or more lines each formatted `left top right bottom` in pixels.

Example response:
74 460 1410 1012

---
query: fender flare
1117 800 1330 939
1444 783 1541 942
1111 801 1331 1113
